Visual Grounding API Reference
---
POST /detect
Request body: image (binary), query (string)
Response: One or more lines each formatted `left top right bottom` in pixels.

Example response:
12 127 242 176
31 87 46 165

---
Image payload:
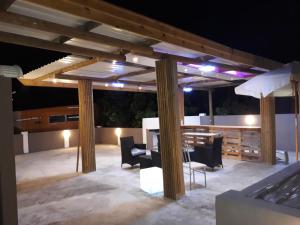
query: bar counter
181 125 261 161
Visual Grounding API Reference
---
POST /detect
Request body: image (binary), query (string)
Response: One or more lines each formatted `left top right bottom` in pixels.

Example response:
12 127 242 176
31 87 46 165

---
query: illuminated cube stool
140 167 163 194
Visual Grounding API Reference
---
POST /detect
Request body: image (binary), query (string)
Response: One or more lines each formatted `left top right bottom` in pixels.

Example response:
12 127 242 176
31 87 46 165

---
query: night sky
1 1 299 113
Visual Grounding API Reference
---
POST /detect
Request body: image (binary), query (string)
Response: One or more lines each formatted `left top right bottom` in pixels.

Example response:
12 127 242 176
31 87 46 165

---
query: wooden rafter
18 79 155 93
0 11 266 75
108 68 155 80
34 57 101 81
0 0 15 10
25 0 282 70
56 74 157 87
52 21 100 44
0 11 153 54
179 78 223 86
0 31 125 61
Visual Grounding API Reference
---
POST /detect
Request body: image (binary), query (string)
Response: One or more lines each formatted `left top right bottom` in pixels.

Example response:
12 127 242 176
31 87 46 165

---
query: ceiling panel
65 38 118 53
9 0 87 27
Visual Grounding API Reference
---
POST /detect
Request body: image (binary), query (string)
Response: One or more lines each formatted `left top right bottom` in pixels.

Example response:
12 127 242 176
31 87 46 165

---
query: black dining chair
191 136 223 169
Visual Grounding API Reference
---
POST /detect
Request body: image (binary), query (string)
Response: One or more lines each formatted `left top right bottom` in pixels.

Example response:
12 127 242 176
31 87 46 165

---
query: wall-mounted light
115 128 122 145
245 115 256 126
63 130 71 148
133 57 139 63
183 87 193 93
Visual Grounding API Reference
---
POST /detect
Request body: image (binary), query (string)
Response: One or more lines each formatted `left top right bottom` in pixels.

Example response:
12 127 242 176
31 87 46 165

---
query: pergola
0 1 283 214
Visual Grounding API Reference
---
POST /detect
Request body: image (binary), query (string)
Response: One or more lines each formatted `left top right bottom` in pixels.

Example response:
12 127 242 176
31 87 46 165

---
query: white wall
142 116 200 144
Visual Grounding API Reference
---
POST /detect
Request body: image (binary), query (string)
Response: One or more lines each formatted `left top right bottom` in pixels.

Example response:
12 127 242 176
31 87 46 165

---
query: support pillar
0 77 18 225
156 57 185 199
208 88 214 125
260 95 276 164
78 80 96 173
178 87 185 125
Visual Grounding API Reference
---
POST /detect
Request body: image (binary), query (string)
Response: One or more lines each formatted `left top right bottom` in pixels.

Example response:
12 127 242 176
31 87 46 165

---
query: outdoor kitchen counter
181 125 262 161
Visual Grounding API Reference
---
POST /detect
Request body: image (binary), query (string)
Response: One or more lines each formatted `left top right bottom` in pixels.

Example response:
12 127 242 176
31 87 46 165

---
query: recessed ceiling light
138 86 142 90
133 57 139 63
112 60 117 65
184 68 188 72
112 82 124 88
53 78 57 83
225 70 238 75
183 87 193 92
105 83 109 87
198 65 216 73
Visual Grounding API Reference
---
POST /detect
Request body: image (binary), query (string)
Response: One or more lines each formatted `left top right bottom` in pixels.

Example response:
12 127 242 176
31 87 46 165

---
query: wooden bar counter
181 125 261 162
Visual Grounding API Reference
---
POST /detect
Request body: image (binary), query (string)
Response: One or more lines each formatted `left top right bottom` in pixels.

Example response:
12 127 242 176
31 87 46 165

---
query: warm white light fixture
132 56 139 63
105 83 109 87
53 78 57 83
63 130 71 148
115 128 122 145
138 86 142 90
112 60 117 65
245 115 256 126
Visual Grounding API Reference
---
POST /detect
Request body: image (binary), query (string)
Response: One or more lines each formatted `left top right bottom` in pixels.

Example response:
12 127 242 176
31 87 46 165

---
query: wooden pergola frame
0 0 283 208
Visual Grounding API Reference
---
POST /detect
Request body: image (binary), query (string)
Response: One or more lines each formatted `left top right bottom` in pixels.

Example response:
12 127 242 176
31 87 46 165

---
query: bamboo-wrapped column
0 77 18 225
260 95 276 164
156 57 185 199
78 80 96 173
208 88 214 125
178 87 185 125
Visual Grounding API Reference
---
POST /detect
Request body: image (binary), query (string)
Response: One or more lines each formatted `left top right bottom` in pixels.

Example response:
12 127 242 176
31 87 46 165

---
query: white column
21 131 29 153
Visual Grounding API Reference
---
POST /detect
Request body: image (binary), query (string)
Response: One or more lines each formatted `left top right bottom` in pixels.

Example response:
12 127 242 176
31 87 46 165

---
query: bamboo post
156 57 185 200
260 95 276 164
76 127 80 172
208 88 214 125
294 81 299 161
78 80 96 173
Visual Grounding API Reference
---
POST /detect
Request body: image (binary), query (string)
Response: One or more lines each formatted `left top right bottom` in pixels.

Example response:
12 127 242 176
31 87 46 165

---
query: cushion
131 148 146 157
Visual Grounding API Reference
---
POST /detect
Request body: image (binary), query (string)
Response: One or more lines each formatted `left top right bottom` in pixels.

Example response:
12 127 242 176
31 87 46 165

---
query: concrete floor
15 145 292 225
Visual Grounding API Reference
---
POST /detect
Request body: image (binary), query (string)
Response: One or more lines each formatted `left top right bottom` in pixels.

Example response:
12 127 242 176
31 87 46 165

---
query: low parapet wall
14 127 142 155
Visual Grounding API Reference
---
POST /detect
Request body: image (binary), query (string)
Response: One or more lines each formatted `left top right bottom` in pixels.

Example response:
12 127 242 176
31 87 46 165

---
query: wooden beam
78 79 96 173
0 31 125 61
260 95 276 164
156 57 185 199
179 78 223 86
0 11 266 75
35 57 101 81
0 0 15 10
52 21 100 44
0 11 153 54
26 0 282 70
56 74 156 87
18 78 155 93
108 68 155 80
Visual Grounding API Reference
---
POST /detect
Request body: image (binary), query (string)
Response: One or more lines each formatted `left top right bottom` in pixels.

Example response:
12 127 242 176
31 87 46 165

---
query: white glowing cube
140 167 163 194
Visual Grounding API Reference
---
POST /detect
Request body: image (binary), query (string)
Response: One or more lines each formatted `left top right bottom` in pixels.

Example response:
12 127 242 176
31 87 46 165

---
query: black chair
139 135 162 169
120 136 146 167
191 136 223 169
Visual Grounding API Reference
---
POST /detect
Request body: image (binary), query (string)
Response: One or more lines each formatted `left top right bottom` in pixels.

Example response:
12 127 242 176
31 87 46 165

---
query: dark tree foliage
94 91 157 128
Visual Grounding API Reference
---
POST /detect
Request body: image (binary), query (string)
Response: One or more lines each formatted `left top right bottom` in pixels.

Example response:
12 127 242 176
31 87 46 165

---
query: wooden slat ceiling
0 0 283 92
